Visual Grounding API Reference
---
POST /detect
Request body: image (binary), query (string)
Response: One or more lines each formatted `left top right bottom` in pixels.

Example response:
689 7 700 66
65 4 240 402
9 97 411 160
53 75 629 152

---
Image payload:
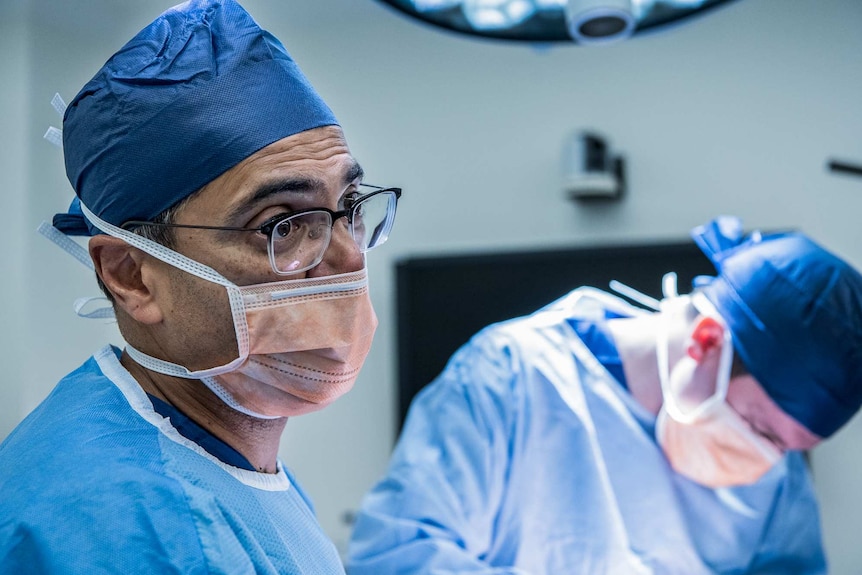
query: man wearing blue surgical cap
348 216 862 574
0 1 401 572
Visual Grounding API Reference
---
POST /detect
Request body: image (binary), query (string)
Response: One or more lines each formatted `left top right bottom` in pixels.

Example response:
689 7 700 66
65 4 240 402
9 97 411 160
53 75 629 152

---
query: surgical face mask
130 268 378 420
57 203 377 419
655 292 781 488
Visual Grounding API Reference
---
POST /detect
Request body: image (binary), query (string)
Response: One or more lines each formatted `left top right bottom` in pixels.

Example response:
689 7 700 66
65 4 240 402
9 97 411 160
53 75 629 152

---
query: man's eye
257 213 293 236
274 220 291 238
343 192 361 210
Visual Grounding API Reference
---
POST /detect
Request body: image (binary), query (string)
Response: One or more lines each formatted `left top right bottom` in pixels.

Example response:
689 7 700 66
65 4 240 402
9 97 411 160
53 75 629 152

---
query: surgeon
348 216 862 574
0 1 401 572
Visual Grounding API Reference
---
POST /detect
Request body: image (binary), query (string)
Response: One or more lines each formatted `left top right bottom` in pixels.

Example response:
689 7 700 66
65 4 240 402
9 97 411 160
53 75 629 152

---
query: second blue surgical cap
692 216 862 438
54 0 338 236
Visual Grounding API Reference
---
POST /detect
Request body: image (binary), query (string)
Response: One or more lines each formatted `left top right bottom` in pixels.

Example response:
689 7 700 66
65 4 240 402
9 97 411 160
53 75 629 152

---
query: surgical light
464 0 536 31
374 0 741 44
566 0 635 44
414 0 462 11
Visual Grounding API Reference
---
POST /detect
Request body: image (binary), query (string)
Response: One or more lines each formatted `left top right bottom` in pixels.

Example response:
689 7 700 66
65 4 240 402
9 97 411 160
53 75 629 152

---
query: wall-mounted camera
563 130 626 202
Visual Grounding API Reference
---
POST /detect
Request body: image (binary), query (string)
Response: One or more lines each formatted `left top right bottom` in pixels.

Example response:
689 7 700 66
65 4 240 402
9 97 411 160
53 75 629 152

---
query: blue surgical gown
0 345 345 574
348 288 826 574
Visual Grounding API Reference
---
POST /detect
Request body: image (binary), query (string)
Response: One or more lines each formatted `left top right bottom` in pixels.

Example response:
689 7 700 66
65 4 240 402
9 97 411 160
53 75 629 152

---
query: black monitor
395 240 717 433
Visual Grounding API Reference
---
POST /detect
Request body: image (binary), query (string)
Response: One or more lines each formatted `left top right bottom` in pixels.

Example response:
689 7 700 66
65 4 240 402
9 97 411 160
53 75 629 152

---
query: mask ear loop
199 376 282 420
78 205 283 419
657 277 734 424
37 220 96 271
74 296 117 320
75 203 254 380
690 292 734 401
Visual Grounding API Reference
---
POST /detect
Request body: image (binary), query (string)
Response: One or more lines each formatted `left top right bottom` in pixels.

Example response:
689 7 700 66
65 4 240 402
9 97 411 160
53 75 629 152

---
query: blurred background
2 0 861 570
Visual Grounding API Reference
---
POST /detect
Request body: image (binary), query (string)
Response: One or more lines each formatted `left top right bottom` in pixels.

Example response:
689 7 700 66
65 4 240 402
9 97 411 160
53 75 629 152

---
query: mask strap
201 376 282 420
124 342 245 378
38 221 94 270
78 202 234 287
43 92 66 150
690 292 733 400
78 201 251 367
39 91 114 320
657 287 734 423
662 271 678 298
609 270 680 312
656 304 674 404
38 222 119 320
609 280 660 311
119 286 248 379
123 346 279 420
43 127 63 149
73 296 116 320
51 92 66 115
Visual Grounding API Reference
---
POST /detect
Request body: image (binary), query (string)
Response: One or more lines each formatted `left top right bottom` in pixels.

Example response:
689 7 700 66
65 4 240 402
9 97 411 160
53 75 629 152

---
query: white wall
5 0 862 571
0 1 29 440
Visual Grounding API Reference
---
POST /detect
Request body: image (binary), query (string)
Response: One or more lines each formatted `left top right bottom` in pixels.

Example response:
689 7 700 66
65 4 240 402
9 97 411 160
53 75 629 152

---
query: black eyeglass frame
122 184 402 275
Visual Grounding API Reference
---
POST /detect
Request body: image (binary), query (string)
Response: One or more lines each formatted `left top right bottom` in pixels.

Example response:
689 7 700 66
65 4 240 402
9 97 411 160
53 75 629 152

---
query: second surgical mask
655 292 781 488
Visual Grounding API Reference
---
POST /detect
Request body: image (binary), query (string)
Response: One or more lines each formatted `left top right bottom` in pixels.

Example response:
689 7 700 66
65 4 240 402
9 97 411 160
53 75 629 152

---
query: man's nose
306 221 364 278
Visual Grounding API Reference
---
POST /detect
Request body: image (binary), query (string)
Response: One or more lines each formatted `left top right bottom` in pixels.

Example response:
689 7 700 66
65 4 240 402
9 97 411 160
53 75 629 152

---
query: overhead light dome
375 0 741 44
566 0 635 45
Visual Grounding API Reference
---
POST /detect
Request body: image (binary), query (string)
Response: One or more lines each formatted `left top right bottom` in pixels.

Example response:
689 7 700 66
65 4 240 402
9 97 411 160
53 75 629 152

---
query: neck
120 351 287 473
606 314 666 415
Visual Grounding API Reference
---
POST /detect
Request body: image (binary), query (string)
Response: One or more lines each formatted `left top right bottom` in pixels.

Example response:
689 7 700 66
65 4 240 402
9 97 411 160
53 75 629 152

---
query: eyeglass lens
269 190 397 274
350 190 397 252
269 211 331 273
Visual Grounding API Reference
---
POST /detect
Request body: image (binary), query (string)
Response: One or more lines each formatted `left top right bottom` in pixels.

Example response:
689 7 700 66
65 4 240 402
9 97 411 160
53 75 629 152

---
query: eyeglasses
123 184 402 275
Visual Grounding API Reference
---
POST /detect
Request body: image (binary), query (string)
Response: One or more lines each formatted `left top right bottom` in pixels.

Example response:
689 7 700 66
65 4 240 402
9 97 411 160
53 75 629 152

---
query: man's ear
89 235 163 324
687 316 725 363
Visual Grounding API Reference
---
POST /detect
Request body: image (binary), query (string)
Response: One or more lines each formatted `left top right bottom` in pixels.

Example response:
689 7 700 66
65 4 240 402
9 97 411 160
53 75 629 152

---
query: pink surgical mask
65 203 377 419
655 291 781 488
201 270 378 417
655 402 782 488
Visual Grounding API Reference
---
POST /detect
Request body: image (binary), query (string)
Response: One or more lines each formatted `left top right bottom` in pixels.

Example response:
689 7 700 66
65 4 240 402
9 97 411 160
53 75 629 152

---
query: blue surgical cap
692 216 862 438
54 0 338 236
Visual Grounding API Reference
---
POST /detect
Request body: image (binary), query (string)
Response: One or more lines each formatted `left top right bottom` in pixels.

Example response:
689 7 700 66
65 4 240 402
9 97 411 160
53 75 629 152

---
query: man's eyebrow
252 177 319 204
344 162 364 186
226 162 365 223
223 178 316 223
